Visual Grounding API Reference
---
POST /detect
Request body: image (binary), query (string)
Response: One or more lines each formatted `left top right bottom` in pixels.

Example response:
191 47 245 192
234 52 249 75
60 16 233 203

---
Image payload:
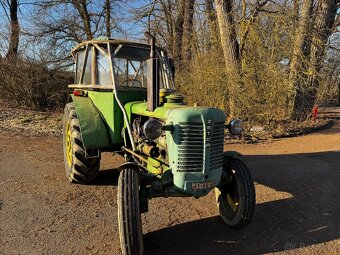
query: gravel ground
0 107 339 255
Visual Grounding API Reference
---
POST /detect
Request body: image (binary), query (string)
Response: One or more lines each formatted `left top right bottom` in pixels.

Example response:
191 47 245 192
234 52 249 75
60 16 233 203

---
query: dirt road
1 108 339 255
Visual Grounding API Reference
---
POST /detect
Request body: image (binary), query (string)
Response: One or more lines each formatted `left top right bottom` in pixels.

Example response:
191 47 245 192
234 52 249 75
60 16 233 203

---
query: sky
0 1 339 60
0 0 151 58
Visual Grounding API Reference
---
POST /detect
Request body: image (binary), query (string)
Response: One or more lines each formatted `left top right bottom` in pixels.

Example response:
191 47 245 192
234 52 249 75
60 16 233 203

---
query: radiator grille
209 122 225 169
177 122 204 172
177 121 224 172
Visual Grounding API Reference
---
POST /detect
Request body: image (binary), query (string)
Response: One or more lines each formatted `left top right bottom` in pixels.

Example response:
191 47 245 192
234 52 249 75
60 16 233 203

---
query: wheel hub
65 122 72 167
223 169 239 212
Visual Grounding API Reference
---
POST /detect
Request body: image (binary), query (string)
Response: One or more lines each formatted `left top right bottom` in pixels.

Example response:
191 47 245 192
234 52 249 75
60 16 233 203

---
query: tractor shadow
144 151 340 255
89 168 120 186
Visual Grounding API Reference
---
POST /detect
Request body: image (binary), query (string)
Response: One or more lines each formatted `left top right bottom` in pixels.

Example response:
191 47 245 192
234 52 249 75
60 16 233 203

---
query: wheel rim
65 122 72 167
222 169 240 212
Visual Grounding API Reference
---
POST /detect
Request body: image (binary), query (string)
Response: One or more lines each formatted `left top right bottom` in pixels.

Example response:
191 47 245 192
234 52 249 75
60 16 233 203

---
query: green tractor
62 33 255 255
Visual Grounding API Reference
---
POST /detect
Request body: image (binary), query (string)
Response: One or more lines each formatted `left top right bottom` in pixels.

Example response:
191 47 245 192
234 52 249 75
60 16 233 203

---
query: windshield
113 56 148 88
112 45 174 89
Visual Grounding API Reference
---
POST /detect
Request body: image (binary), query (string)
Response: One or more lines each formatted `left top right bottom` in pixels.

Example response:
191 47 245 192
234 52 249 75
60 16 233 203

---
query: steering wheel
119 78 143 87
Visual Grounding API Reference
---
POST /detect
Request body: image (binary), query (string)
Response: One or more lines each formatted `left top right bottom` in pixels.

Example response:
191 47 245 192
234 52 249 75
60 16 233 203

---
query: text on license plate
191 181 214 190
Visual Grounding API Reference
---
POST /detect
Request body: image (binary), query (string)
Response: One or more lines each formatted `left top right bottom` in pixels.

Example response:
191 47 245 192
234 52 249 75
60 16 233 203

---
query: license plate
192 181 214 190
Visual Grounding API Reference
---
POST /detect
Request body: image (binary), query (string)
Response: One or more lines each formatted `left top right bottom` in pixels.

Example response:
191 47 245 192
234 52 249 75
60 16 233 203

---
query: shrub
0 57 73 110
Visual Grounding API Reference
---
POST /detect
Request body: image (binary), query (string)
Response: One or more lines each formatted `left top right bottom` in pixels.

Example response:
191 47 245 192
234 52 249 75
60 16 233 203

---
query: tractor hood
125 100 227 197
124 101 226 122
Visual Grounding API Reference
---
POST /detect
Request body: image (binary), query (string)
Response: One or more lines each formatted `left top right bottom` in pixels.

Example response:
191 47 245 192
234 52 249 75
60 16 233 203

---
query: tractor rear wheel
117 167 143 255
215 157 255 228
62 102 100 184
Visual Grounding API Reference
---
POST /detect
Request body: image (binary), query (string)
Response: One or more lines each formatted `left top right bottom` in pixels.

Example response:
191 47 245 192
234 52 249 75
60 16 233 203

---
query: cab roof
72 37 165 54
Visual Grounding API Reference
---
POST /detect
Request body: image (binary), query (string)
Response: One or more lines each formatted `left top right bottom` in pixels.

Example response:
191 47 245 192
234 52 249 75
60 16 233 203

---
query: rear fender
69 95 110 150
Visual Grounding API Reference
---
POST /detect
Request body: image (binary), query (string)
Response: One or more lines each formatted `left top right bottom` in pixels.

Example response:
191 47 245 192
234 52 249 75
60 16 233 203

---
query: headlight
143 119 163 140
228 119 243 135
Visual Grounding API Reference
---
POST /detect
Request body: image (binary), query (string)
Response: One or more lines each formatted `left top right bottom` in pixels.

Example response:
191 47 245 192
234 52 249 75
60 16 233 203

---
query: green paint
124 101 188 121
70 89 146 149
72 89 230 197
146 157 170 175
70 95 110 150
87 90 146 145
166 107 226 196
125 100 227 196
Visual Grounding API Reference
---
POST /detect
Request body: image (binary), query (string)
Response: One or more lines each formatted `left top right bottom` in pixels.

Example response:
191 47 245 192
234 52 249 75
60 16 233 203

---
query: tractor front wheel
215 157 255 228
117 167 144 255
62 102 100 184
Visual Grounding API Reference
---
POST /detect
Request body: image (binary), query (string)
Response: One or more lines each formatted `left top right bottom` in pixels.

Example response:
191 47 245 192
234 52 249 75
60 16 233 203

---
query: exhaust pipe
145 32 159 112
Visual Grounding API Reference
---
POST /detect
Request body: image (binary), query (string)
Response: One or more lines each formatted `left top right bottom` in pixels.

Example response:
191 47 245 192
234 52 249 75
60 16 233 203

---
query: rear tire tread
63 102 100 184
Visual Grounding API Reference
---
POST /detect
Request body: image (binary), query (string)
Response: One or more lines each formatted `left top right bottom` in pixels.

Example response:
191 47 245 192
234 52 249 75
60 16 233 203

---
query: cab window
113 58 147 88
96 48 111 85
83 47 92 85
75 50 85 84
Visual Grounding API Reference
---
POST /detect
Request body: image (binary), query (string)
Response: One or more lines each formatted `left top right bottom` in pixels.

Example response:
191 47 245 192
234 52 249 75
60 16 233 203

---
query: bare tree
205 0 218 50
308 0 337 85
105 0 111 38
72 0 93 40
129 0 176 56
0 0 338 122
293 0 299 35
239 0 271 55
173 0 186 65
159 0 175 55
25 0 125 68
31 0 119 44
288 0 314 119
181 0 195 63
215 0 241 117
6 0 19 58
290 0 338 120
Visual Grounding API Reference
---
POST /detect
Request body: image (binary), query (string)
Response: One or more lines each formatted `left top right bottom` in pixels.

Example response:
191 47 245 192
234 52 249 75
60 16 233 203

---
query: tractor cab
68 37 176 148
70 37 174 92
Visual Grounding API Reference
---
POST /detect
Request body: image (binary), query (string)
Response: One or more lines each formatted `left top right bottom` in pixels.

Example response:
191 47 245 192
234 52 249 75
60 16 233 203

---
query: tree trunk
160 1 174 57
205 0 218 50
293 0 299 36
173 0 186 66
214 0 241 117
291 0 337 120
105 0 111 38
73 0 93 40
181 0 195 64
239 0 270 55
6 0 19 58
288 0 314 120
308 0 337 84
